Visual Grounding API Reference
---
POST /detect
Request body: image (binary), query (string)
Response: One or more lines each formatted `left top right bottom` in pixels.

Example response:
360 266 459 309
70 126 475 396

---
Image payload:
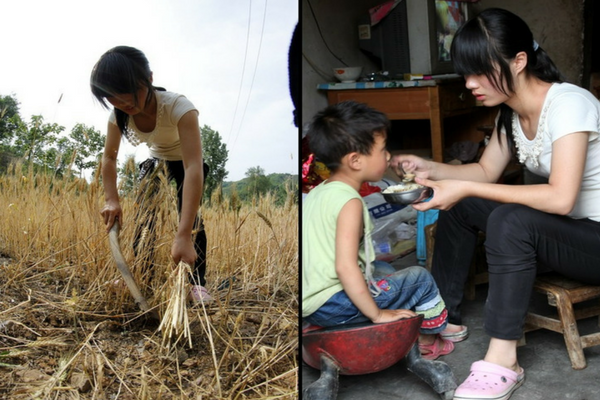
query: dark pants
134 158 209 286
431 197 600 340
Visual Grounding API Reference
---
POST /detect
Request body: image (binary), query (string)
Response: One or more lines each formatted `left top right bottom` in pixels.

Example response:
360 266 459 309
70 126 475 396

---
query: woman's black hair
307 101 390 172
450 8 564 153
90 46 165 137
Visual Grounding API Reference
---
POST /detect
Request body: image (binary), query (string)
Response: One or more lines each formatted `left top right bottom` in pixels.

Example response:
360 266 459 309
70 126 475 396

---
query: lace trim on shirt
512 99 550 168
123 99 165 147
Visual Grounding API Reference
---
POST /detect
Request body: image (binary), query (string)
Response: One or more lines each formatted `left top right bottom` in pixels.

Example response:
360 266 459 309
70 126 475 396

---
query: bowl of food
382 183 433 205
333 67 363 83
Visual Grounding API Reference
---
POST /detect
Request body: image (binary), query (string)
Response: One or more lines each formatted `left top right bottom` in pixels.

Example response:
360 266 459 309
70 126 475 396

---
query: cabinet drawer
327 88 431 119
439 82 475 113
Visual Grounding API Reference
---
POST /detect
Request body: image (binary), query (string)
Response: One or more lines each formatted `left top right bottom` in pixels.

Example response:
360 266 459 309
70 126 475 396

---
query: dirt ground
0 257 297 399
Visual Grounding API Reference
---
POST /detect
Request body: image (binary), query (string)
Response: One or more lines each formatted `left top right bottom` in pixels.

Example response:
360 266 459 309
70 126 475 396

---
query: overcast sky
0 0 298 182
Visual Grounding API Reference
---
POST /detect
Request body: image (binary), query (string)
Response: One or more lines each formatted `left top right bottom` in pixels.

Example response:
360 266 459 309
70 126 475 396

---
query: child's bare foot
440 323 469 342
418 334 436 345
444 323 464 333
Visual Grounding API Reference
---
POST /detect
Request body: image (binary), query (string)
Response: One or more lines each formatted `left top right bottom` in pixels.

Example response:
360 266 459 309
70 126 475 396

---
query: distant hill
222 173 298 194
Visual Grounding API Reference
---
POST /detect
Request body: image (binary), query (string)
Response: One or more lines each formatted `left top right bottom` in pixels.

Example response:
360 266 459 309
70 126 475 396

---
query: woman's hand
100 199 122 231
411 177 468 212
171 235 197 267
389 154 432 180
173 110 203 268
372 308 417 324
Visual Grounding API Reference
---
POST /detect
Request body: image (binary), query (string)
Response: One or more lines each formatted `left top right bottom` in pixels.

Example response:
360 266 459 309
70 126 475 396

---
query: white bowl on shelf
333 67 363 83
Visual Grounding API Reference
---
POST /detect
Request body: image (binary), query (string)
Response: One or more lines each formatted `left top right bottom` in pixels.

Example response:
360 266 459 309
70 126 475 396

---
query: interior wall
301 0 585 128
302 0 382 131
471 0 584 84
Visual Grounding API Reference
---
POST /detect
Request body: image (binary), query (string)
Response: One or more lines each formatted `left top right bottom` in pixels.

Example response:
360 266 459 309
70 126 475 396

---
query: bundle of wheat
158 261 193 348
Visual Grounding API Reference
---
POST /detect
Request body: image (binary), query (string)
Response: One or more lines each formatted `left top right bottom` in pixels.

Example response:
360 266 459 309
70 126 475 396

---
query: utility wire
231 0 268 152
227 0 253 146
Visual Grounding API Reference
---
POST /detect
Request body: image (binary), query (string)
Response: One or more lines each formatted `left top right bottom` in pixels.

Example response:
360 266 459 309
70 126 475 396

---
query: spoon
399 164 415 183
402 173 416 183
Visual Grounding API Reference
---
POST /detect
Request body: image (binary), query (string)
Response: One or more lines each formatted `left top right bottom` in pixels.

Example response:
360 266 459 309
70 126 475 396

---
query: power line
231 0 268 151
226 0 253 146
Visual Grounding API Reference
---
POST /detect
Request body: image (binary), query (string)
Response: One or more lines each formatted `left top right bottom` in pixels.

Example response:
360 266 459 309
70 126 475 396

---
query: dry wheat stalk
0 162 299 398
158 261 192 348
31 322 103 398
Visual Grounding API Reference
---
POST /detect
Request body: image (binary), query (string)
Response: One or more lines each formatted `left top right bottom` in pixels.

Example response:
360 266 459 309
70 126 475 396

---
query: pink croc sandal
418 335 454 360
454 360 525 400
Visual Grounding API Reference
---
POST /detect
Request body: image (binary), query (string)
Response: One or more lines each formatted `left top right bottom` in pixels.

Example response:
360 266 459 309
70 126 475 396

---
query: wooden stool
521 273 600 370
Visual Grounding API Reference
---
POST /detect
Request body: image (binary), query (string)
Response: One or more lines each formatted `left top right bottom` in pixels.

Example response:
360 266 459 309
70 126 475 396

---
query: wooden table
319 79 476 162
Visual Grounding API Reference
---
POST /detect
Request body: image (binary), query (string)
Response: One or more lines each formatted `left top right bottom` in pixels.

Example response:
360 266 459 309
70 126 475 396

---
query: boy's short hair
306 101 390 171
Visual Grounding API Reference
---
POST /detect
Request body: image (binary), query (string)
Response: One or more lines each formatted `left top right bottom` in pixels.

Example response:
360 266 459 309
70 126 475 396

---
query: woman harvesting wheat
90 45 212 304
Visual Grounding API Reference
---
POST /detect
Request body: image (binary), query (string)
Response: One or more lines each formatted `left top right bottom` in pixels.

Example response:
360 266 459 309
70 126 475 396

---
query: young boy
302 101 455 360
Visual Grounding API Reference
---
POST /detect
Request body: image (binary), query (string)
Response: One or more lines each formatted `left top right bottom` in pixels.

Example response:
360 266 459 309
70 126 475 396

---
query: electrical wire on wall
305 0 348 69
302 52 334 82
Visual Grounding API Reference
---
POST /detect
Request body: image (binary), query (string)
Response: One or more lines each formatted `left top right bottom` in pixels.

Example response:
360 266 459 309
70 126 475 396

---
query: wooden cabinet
324 80 475 162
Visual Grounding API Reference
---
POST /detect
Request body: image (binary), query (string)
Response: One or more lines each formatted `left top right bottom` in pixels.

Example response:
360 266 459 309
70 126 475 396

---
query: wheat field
0 163 299 399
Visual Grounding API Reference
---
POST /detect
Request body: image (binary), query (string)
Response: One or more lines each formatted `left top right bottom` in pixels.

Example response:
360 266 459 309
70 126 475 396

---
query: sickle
109 220 160 320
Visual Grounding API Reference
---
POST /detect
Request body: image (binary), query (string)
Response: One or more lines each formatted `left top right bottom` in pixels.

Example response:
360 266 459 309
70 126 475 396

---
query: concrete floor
302 251 600 399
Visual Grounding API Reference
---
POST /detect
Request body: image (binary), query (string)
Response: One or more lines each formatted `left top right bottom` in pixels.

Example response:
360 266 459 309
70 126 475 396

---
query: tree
0 94 21 147
201 125 229 202
68 124 105 177
268 173 298 207
51 136 76 177
12 115 64 169
0 93 105 178
117 154 138 197
243 166 271 200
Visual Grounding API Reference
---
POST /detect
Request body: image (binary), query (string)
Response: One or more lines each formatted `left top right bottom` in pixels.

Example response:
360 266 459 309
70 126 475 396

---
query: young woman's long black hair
450 8 564 153
90 46 165 138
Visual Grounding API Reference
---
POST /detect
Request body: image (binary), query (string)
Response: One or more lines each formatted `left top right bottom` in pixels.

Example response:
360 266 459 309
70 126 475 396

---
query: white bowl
333 67 363 83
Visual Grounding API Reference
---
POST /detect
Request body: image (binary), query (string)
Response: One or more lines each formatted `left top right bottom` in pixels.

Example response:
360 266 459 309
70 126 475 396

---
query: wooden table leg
428 86 444 163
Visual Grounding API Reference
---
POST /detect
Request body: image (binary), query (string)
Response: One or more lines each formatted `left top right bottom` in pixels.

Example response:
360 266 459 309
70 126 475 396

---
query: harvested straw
0 162 298 398
158 261 193 348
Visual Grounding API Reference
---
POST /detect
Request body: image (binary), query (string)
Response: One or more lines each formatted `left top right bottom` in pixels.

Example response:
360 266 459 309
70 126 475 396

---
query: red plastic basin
302 316 423 375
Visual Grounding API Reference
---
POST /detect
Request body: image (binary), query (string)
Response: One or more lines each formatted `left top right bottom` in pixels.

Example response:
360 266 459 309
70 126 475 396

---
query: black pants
431 197 600 340
134 158 208 286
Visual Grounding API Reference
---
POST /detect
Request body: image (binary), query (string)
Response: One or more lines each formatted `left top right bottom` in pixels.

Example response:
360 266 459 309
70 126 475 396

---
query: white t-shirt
109 90 198 161
512 82 600 221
